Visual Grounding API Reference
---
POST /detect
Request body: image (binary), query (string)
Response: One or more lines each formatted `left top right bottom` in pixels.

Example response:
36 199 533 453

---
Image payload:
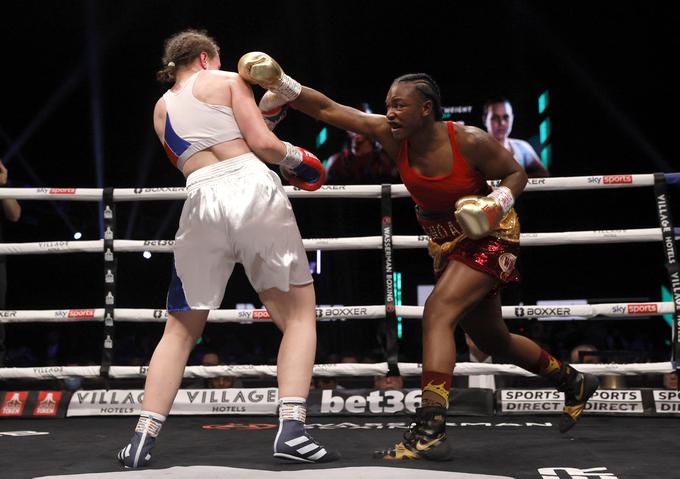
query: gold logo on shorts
498 253 517 281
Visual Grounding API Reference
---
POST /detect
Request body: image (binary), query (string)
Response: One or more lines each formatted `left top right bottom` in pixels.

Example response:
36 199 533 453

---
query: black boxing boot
117 411 165 468
556 365 600 433
273 397 339 463
373 406 453 461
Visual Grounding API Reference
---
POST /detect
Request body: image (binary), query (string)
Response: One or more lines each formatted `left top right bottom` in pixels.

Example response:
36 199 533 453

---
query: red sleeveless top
396 122 487 211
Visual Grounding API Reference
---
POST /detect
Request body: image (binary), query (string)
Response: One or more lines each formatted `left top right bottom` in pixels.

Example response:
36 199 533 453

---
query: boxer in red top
239 53 599 461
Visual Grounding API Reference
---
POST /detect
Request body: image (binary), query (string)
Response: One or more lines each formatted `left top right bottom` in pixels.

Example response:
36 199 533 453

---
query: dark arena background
0 2 679 478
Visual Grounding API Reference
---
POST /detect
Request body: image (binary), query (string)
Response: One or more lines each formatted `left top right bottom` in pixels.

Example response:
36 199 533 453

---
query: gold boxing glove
237 52 301 102
454 186 514 239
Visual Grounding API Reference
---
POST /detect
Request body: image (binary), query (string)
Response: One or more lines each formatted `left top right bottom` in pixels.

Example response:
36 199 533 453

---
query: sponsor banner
315 307 373 319
627 303 658 314
133 187 185 194
31 367 66 378
48 188 77 194
251 310 271 320
2 387 671 418
527 178 547 185
602 175 633 184
209 307 385 323
67 309 96 319
592 229 627 238
67 390 144 416
653 390 680 414
307 388 493 416
33 391 63 417
1 391 29 417
317 389 420 415
499 389 645 415
0 391 68 418
202 419 553 431
66 389 278 417
513 306 578 318
171 389 277 415
142 240 175 247
37 241 70 252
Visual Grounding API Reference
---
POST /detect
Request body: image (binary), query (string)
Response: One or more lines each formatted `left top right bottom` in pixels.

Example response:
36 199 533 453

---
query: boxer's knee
423 290 465 331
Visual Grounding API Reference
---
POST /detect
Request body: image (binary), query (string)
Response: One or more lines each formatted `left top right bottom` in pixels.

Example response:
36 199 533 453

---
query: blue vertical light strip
541 144 552 165
539 117 551 144
662 286 673 328
316 127 327 149
394 272 402 338
537 89 551 169
316 249 321 275
538 90 549 115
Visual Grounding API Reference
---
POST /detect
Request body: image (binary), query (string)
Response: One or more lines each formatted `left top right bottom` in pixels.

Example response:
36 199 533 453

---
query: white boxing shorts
167 153 313 312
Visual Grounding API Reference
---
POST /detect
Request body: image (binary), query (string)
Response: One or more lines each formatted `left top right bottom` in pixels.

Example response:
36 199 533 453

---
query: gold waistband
428 236 466 274
427 208 520 274
493 208 520 243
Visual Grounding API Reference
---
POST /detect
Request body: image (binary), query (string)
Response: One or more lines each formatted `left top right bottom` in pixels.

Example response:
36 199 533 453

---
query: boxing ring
0 173 679 478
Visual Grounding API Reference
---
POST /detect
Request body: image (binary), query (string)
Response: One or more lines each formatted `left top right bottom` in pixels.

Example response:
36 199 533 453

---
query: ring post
101 187 116 378
380 184 399 376
653 173 680 368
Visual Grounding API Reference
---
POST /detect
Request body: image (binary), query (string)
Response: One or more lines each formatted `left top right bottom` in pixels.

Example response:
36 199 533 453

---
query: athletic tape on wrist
274 74 302 102
259 91 289 112
489 186 514 214
280 142 302 170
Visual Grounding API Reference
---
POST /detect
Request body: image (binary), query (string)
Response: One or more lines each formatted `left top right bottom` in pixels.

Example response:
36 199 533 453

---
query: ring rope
0 301 673 323
1 173 677 380
0 361 672 380
1 172 678 202
0 228 678 255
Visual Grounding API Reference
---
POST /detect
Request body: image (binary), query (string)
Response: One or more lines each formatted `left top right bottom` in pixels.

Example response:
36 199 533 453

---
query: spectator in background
340 354 360 364
374 375 404 390
314 376 341 390
325 103 398 185
662 372 677 390
482 97 549 178
570 344 599 364
0 159 21 367
201 351 237 389
569 343 628 389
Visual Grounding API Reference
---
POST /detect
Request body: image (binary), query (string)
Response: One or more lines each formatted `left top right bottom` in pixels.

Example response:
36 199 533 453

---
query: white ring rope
0 361 672 380
0 228 678 255
0 173 676 381
0 302 673 324
0 173 665 202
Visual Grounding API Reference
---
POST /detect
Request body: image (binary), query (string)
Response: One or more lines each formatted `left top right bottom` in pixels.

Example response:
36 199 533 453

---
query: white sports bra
161 71 243 171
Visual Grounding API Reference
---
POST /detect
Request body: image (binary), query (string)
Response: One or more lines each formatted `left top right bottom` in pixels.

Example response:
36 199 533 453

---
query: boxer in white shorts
170 155 312 310
117 29 338 468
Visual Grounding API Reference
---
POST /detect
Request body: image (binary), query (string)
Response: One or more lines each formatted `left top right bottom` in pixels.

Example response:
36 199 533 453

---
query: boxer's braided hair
392 73 443 121
157 29 220 83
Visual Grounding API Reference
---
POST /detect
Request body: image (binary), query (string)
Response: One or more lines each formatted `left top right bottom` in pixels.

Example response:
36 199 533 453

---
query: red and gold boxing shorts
416 206 521 294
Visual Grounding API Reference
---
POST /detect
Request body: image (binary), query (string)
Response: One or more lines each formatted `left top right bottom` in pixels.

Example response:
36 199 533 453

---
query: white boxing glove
259 91 289 130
